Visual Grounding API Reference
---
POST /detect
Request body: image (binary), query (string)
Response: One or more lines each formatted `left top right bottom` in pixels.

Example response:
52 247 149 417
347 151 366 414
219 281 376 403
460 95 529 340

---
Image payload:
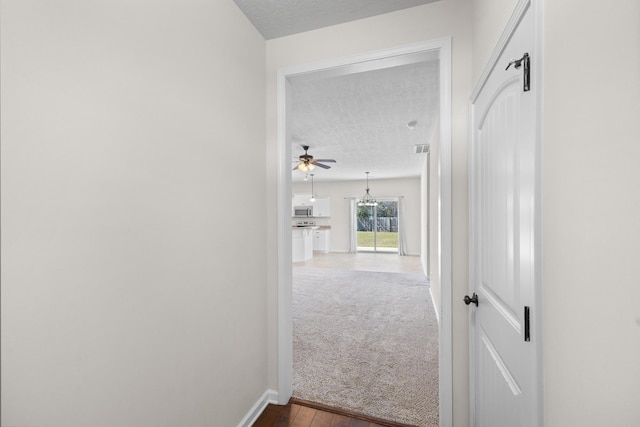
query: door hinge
524 306 531 342
506 52 530 92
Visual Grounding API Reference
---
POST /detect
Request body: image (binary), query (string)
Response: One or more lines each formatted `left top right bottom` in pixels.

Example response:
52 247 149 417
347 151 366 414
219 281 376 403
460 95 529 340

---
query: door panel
479 82 522 333
477 327 521 427
469 2 540 426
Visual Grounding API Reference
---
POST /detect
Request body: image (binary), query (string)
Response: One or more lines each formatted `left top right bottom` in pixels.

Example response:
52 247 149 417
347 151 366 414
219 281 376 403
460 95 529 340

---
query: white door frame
276 37 454 426
468 0 544 424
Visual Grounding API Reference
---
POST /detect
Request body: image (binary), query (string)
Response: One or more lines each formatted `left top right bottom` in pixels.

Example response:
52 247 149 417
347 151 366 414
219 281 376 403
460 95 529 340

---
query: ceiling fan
293 145 336 172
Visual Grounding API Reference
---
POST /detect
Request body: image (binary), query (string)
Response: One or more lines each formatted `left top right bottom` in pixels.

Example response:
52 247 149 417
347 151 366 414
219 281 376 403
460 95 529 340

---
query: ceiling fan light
298 162 313 172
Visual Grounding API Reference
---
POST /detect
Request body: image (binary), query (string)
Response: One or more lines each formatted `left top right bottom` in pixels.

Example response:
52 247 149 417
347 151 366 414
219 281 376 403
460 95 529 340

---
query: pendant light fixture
309 173 316 202
358 172 378 206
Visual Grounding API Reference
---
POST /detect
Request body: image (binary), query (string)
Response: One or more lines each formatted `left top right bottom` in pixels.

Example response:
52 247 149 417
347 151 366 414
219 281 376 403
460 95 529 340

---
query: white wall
542 1 640 425
293 178 422 255
471 0 519 82
0 1 268 426
421 155 430 277
471 0 640 425
266 1 473 424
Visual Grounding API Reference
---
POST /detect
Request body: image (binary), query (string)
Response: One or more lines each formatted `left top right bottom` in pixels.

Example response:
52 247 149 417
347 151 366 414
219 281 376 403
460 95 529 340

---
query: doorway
357 198 399 253
276 38 454 426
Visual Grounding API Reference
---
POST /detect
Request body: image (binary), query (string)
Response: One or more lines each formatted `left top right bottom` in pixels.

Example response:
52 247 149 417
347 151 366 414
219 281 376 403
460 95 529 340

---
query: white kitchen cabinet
313 229 330 253
312 197 331 217
292 227 314 261
293 194 313 206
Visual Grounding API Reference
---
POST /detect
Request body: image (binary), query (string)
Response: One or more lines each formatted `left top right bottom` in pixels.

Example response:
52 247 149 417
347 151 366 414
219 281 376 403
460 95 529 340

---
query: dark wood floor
252 398 419 427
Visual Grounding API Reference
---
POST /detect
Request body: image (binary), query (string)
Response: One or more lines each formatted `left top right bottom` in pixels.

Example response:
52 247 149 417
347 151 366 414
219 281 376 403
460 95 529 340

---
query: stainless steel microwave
293 206 313 217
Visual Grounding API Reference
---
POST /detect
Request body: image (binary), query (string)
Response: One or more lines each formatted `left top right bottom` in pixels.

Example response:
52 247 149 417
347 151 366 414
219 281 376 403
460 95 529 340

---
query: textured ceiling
233 0 441 184
290 57 439 183
233 0 438 39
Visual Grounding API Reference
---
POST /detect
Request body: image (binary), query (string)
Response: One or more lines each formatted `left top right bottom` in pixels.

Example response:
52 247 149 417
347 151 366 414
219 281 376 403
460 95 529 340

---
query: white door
469 2 541 427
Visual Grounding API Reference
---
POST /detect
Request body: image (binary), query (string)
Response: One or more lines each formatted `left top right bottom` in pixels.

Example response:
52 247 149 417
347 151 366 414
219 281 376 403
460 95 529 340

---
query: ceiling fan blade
314 162 331 169
313 159 336 163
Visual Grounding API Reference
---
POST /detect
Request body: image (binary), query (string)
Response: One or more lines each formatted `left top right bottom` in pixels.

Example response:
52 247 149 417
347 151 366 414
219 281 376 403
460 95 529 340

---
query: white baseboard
237 389 279 427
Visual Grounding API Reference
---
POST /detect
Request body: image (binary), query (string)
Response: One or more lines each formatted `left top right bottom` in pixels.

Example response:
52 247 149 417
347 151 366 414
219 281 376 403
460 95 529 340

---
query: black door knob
464 293 478 307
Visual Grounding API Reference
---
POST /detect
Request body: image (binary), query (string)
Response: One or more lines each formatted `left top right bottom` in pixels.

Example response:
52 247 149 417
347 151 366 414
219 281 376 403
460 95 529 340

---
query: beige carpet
292 268 439 427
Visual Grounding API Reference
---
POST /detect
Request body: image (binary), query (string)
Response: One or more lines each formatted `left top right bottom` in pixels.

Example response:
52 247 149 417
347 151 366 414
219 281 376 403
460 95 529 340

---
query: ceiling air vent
414 144 430 154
